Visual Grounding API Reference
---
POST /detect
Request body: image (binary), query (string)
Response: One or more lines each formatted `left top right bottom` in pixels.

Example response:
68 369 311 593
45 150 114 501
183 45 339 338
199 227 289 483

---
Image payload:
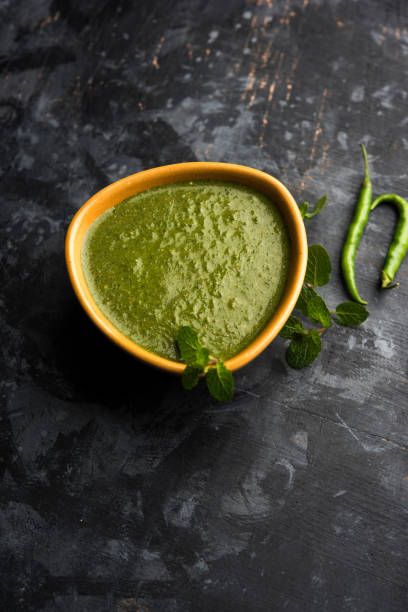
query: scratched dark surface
1 0 408 610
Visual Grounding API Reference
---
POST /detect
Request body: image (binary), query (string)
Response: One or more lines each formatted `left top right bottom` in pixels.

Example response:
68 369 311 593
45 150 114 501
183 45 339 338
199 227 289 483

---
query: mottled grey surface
1 0 408 610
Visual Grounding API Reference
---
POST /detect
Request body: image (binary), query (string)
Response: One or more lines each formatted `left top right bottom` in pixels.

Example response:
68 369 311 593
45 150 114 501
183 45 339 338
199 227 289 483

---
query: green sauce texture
82 180 290 361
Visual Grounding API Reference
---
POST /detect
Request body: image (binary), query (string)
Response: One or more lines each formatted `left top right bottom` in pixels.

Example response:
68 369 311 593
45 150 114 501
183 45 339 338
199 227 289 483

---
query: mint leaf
335 302 369 326
195 346 210 368
182 365 203 390
206 362 234 401
295 285 318 315
305 244 332 287
280 315 305 339
299 202 309 218
307 295 332 328
309 329 322 346
286 329 322 368
177 326 235 401
177 326 202 363
304 195 327 221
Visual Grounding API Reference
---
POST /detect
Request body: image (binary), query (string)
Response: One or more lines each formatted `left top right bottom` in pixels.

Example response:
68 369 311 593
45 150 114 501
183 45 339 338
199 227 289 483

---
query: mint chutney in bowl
66 163 307 374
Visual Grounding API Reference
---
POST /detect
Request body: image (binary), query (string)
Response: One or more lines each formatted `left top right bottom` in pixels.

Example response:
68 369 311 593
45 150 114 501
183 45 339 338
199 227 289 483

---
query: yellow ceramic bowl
66 163 307 374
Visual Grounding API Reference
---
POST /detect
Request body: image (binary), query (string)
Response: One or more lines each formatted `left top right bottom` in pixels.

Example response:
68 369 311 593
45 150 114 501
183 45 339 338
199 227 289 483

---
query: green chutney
82 180 290 361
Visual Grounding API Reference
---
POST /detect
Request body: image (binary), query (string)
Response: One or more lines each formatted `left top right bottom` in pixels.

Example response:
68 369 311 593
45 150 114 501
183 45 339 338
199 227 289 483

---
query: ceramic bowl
66 163 307 373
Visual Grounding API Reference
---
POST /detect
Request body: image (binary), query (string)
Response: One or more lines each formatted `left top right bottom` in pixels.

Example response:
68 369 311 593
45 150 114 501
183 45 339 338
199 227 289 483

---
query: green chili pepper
341 144 372 304
370 194 408 289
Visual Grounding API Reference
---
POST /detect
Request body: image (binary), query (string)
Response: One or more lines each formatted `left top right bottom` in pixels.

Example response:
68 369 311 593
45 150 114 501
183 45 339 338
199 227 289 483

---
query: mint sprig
280 208 369 368
295 285 318 315
177 326 203 363
177 327 234 401
307 295 332 328
279 315 305 339
334 302 369 326
286 328 322 368
206 362 234 402
182 365 203 390
305 244 332 287
299 195 327 221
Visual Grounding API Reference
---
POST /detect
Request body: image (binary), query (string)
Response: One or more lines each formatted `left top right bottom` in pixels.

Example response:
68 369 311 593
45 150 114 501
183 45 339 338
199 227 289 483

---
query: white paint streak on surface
371 30 384 45
364 317 396 360
347 335 356 351
208 30 219 44
372 84 395 109
351 85 365 102
310 369 367 404
335 411 361 443
292 431 308 452
275 459 295 489
335 412 388 454
221 474 271 518
374 337 395 359
337 131 348 150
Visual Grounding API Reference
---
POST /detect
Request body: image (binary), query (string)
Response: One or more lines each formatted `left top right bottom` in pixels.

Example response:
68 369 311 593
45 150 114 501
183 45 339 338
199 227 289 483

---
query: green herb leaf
177 326 202 364
286 329 322 368
177 326 235 401
280 315 305 339
305 244 332 287
335 302 369 326
306 295 332 328
206 362 234 401
182 365 203 390
304 195 327 221
299 202 309 218
295 285 319 315
195 346 210 368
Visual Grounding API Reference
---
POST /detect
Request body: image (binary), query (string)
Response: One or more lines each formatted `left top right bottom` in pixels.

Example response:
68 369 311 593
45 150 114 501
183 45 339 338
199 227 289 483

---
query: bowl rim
66 162 307 373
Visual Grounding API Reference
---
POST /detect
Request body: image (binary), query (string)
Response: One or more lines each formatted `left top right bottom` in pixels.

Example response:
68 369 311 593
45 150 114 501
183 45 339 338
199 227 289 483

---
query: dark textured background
1 1 408 610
